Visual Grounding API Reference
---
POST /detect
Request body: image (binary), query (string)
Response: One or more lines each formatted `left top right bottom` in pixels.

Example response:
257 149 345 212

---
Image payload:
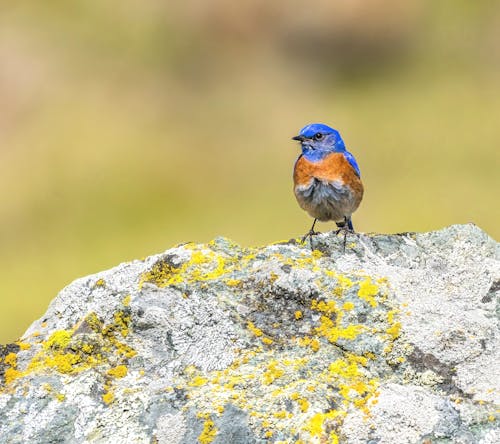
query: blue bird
292 123 364 243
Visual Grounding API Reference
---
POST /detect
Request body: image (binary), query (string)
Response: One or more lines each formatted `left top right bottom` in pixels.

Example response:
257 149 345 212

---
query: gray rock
0 224 498 443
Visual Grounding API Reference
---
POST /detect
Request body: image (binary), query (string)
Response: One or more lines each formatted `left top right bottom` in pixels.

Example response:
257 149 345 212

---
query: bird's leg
301 218 320 244
335 217 354 252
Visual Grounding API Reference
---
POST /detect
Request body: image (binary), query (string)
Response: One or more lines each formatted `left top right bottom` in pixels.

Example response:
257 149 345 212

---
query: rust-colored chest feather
293 152 363 195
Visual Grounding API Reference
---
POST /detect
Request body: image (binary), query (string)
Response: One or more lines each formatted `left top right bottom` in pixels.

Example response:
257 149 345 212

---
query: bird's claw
301 229 320 245
335 226 354 252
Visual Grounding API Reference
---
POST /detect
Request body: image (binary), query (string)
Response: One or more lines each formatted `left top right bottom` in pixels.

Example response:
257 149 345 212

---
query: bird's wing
342 151 361 177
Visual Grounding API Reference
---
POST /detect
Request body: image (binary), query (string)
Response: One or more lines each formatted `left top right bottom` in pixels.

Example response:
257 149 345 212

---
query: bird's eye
313 133 323 140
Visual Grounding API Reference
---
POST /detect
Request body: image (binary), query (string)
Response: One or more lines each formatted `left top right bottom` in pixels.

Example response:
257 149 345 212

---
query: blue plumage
292 122 364 243
342 151 361 177
293 123 361 177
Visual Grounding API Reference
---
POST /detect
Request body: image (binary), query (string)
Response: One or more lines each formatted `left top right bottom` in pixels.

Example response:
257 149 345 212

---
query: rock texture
0 224 499 444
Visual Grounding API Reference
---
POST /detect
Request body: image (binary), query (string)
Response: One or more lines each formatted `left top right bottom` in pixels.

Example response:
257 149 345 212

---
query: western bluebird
292 123 364 244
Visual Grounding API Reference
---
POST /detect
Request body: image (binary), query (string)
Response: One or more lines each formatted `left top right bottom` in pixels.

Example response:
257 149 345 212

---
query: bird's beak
292 135 305 142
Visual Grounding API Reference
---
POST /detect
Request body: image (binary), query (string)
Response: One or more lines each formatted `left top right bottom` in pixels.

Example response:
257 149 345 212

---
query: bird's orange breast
293 152 363 195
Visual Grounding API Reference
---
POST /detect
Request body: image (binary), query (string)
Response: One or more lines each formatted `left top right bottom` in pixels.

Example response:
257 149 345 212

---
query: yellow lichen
328 359 360 379
297 336 321 353
311 250 323 259
111 311 131 338
305 410 343 437
4 352 17 366
342 302 355 311
198 419 217 444
107 365 128 379
311 299 337 315
262 361 285 385
154 252 395 442
357 279 379 307
2 310 136 392
95 278 106 287
3 353 21 385
345 353 368 367
44 330 72 350
315 316 363 343
330 432 340 444
297 397 310 412
387 322 401 340
40 352 82 374
309 338 320 352
113 340 137 359
189 376 209 387
247 321 263 337
81 344 93 354
140 249 234 289
102 391 115 404
269 272 279 283
387 309 396 324
3 368 21 385
178 337 380 441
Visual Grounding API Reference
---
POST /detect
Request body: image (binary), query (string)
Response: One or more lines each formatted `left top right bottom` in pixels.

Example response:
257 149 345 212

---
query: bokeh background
1 0 499 343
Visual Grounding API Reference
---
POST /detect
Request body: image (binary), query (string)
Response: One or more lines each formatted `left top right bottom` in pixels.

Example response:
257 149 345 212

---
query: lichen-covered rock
0 224 498 443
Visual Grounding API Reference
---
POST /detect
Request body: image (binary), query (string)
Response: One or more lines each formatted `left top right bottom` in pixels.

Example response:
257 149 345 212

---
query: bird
292 123 364 246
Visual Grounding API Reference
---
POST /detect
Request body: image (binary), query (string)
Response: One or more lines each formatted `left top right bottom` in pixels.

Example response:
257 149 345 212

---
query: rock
0 224 498 444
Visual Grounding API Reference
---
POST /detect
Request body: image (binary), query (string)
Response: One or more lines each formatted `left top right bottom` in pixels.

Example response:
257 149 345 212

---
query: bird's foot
301 229 321 245
335 226 355 252
334 226 354 236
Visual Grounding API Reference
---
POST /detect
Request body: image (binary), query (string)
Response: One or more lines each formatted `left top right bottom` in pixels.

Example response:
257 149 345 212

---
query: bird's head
292 123 346 156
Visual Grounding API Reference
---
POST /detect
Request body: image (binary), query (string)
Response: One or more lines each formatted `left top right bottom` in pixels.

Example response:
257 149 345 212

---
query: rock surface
0 224 499 444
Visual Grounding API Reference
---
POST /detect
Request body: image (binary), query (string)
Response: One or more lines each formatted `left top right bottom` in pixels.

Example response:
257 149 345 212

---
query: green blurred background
1 0 499 343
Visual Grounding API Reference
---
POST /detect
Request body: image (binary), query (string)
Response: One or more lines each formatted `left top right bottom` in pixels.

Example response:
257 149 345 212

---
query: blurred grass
1 1 499 343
